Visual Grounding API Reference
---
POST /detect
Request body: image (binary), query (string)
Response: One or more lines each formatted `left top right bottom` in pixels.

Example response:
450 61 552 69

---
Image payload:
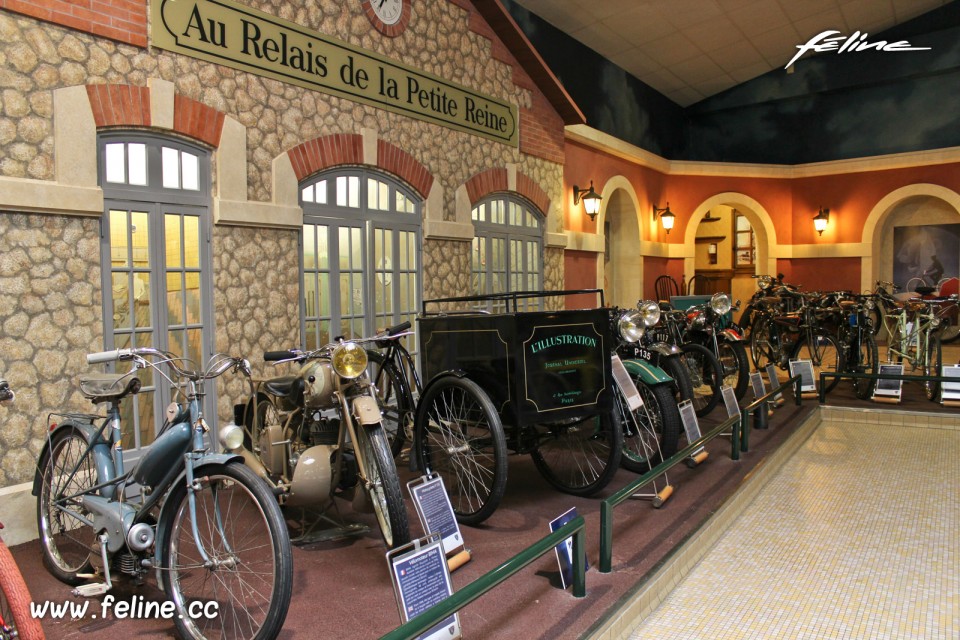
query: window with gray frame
300 169 422 350
98 133 214 455
471 194 544 312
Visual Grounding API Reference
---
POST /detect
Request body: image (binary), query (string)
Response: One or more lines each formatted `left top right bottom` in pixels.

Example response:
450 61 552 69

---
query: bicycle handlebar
87 348 248 381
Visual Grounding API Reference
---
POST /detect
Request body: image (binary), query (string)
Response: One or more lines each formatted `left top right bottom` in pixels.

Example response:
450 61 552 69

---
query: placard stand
764 363 785 406
615 356 674 508
749 371 774 423
941 365 960 406
788 359 818 399
872 362 904 404
720 385 740 436
678 399 709 468
386 534 461 640
407 474 471 572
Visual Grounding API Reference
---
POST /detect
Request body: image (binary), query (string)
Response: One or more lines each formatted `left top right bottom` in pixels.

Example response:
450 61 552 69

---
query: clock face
372 0 403 26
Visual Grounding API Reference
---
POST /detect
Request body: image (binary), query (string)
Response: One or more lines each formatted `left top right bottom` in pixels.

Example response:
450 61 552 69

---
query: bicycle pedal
72 582 112 597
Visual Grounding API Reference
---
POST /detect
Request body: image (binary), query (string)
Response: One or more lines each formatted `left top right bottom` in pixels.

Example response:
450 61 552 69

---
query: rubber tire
618 378 681 473
797 332 845 394
241 392 277 453
938 307 960 344
718 339 750 401
750 316 776 370
36 428 96 585
924 336 942 401
530 406 623 497
658 354 694 405
353 423 411 548
851 331 879 400
366 350 414 458
680 343 722 417
0 539 45 640
413 376 508 526
159 462 293 640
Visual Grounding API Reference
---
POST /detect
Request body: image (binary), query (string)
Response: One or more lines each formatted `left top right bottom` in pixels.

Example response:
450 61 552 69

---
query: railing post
741 410 751 452
753 402 769 430
600 501 613 573
572 525 586 597
730 413 741 461
796 376 803 405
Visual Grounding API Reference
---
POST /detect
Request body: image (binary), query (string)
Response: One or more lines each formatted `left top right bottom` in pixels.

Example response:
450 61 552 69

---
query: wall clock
362 0 410 36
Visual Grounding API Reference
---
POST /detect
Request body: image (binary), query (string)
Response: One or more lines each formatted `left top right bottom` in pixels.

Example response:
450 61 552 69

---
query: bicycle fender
32 419 115 499
621 358 674 385
419 369 470 398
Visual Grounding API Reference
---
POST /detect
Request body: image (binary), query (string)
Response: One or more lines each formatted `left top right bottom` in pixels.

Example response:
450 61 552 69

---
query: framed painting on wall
893 224 960 291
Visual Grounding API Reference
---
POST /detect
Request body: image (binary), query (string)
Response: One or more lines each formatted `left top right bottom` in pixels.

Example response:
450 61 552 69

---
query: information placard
549 507 586 590
611 355 643 411
942 365 960 402
873 363 904 398
789 359 816 393
677 399 704 455
764 363 785 403
721 385 740 418
408 475 463 556
749 370 766 400
386 535 461 640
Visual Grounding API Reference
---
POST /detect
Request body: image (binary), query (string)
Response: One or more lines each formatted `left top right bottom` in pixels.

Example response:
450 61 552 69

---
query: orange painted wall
564 138 960 295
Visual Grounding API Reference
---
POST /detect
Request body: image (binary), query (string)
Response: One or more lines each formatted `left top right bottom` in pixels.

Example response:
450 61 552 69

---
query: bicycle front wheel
750 316 776 370
797 332 844 393
718 340 750 400
680 343 722 417
413 376 507 526
353 423 411 549
0 539 45 640
924 335 942 400
852 331 879 400
36 428 96 585
617 378 681 473
159 462 293 640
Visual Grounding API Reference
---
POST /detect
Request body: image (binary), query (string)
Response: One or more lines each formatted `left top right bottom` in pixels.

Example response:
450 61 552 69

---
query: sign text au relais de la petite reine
152 0 519 146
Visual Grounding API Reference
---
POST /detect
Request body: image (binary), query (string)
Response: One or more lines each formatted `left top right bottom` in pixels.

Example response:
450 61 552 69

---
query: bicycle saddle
79 373 142 404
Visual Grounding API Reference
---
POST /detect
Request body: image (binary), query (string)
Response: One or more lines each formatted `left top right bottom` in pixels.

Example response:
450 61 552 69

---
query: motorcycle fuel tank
132 421 192 489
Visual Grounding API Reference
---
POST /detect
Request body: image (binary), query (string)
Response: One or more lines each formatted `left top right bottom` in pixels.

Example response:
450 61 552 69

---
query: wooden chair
687 274 709 295
654 275 681 303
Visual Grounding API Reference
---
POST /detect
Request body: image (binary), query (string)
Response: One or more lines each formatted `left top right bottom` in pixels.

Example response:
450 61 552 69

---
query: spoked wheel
413 376 507 526
530 407 622 496
617 377 681 473
679 343 722 417
923 335 942 400
159 462 293 640
852 332 879 400
797 332 845 393
367 350 414 458
36 428 96 585
658 354 693 405
0 537 45 640
938 306 960 344
241 392 280 453
750 316 777 370
718 340 750 400
353 423 410 548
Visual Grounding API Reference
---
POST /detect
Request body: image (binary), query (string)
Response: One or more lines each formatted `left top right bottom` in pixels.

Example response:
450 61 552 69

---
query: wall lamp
653 203 676 234
813 206 830 236
573 181 602 221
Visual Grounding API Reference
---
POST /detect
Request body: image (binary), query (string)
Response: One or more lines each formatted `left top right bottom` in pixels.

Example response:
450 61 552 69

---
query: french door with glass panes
301 170 421 350
99 134 213 463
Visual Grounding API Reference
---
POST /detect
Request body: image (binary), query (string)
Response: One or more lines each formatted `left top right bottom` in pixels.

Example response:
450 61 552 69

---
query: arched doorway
602 187 642 308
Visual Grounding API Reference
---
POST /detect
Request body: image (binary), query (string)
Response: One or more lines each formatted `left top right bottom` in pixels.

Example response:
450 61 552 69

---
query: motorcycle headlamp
758 275 773 290
217 423 245 452
709 292 732 315
864 299 876 310
637 300 662 327
332 342 368 379
617 310 645 343
688 310 708 330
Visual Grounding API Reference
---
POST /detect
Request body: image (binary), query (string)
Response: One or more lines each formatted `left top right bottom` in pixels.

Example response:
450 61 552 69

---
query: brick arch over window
85 84 226 148
465 168 551 214
286 135 434 198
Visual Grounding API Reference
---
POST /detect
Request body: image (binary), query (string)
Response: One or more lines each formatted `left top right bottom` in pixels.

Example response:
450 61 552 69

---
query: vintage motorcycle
35 349 292 640
228 336 411 549
613 301 682 471
683 292 750 400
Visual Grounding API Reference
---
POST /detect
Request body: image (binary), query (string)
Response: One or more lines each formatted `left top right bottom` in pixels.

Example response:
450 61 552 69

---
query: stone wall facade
0 0 569 488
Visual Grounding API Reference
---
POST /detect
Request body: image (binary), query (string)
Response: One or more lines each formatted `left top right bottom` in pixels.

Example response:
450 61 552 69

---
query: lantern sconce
813 206 830 236
573 181 602 221
653 203 676 234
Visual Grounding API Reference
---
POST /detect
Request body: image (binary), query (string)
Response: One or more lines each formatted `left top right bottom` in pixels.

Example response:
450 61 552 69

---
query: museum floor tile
624 409 960 640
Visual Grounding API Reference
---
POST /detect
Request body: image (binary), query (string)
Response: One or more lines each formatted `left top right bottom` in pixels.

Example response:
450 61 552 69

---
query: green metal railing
599 373 803 573
818 370 957 403
380 516 587 640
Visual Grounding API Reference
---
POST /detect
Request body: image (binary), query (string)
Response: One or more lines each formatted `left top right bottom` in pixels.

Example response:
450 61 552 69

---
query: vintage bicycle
34 349 293 640
882 295 958 399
